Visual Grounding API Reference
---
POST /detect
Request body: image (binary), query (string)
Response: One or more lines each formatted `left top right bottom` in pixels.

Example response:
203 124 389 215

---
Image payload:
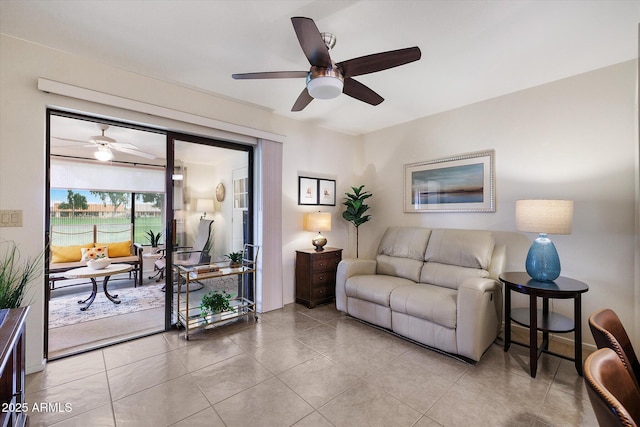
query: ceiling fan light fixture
232 17 421 111
307 76 344 99
94 146 113 161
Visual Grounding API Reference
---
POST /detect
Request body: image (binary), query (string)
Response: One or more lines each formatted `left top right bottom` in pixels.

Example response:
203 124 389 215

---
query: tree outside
90 191 130 217
57 190 88 216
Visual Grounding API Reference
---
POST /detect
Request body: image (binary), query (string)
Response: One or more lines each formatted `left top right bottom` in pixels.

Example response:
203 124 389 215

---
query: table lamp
304 212 331 251
196 198 215 219
516 199 573 282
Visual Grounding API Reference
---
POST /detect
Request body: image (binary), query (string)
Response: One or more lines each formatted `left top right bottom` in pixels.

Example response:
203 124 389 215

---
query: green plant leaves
0 241 42 309
145 230 162 246
342 185 372 258
342 185 372 229
224 252 243 263
200 290 236 317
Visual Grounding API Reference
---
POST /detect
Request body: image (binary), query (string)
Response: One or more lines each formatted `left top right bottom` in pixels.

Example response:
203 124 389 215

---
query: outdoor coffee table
63 264 133 311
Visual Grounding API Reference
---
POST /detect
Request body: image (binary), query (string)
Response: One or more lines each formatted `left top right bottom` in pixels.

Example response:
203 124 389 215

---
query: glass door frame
164 131 254 329
45 109 167 359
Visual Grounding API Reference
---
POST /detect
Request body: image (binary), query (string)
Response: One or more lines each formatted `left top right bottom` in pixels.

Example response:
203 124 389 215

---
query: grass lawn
51 217 163 245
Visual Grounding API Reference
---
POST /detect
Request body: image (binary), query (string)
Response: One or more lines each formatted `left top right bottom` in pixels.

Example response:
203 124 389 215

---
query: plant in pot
342 185 372 258
145 230 162 248
200 290 236 318
225 251 243 267
0 240 42 310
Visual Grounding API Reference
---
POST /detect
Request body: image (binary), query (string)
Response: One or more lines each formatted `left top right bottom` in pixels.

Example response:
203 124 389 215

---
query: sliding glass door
46 111 254 358
166 133 253 327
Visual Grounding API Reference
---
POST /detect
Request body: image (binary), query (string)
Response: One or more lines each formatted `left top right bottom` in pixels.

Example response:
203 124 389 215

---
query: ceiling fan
52 124 156 161
232 17 421 111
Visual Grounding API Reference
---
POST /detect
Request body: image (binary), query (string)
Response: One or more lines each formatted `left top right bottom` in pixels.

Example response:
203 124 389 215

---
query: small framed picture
318 179 336 206
298 177 318 205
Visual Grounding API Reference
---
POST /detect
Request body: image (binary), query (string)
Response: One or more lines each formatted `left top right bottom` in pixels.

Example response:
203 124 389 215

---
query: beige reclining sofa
336 227 506 362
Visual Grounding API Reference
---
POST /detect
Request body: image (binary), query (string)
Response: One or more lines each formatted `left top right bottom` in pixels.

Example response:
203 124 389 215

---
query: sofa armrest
335 258 377 312
456 277 503 361
134 243 144 255
488 244 506 280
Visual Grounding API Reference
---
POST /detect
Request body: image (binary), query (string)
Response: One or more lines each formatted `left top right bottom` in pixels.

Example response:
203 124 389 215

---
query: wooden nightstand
295 247 342 308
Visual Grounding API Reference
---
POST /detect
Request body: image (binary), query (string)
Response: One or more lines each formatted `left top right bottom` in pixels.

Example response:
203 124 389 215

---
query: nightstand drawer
312 271 333 286
312 285 332 300
312 256 340 271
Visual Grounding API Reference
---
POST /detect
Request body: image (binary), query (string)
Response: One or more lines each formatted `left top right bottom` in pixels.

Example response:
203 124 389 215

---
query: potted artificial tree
342 185 372 258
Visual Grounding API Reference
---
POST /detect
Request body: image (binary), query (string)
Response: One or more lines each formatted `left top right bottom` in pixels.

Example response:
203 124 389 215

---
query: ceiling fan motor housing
307 66 344 99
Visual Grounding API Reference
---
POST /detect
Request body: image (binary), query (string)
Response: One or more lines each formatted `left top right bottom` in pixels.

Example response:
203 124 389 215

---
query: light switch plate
0 210 22 227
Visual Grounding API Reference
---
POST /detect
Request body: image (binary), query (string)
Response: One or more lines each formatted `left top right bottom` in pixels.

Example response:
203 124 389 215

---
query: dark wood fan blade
291 17 332 68
232 71 308 79
337 46 421 78
291 88 313 111
343 78 384 106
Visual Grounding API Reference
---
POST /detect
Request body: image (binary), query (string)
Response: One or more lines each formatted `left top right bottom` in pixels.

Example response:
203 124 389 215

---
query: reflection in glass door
232 166 248 252
168 135 253 328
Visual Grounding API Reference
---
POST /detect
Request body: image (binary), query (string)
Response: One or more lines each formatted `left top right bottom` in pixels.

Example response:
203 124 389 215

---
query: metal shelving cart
175 244 259 339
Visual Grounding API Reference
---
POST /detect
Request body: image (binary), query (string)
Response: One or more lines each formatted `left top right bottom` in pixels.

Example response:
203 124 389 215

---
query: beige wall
360 60 639 348
1 32 637 372
0 35 360 373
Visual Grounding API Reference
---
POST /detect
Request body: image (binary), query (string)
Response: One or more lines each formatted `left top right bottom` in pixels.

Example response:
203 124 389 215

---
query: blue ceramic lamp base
525 233 561 282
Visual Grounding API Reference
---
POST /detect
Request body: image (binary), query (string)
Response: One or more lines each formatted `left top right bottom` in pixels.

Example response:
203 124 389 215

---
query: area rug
48 284 166 329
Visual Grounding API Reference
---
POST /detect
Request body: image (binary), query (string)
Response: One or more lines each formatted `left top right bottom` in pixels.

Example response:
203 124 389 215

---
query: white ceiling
1 0 639 136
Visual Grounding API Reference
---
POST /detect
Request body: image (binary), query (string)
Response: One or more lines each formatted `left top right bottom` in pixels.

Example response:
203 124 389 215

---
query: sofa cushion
378 227 432 259
48 260 87 273
390 283 457 329
96 241 132 258
420 262 489 290
376 255 424 283
345 274 415 307
424 229 494 269
376 227 432 282
51 244 94 263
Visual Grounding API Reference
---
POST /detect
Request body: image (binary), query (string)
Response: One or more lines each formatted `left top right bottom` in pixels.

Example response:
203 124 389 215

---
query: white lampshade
516 199 573 235
196 198 215 216
307 76 344 99
304 212 331 232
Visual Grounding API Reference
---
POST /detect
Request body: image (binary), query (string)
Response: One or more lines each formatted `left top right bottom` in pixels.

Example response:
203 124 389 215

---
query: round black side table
499 272 589 378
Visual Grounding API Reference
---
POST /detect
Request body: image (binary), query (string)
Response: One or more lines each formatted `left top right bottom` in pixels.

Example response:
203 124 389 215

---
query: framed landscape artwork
404 150 495 213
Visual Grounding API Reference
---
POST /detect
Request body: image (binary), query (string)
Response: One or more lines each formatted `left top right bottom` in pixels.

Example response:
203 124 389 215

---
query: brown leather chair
584 348 640 427
589 308 640 390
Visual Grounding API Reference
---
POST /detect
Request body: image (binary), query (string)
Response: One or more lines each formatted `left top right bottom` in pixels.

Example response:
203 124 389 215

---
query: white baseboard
26 358 47 375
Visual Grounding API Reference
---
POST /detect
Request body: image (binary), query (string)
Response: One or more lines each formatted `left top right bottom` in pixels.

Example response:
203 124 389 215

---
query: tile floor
26 303 597 427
